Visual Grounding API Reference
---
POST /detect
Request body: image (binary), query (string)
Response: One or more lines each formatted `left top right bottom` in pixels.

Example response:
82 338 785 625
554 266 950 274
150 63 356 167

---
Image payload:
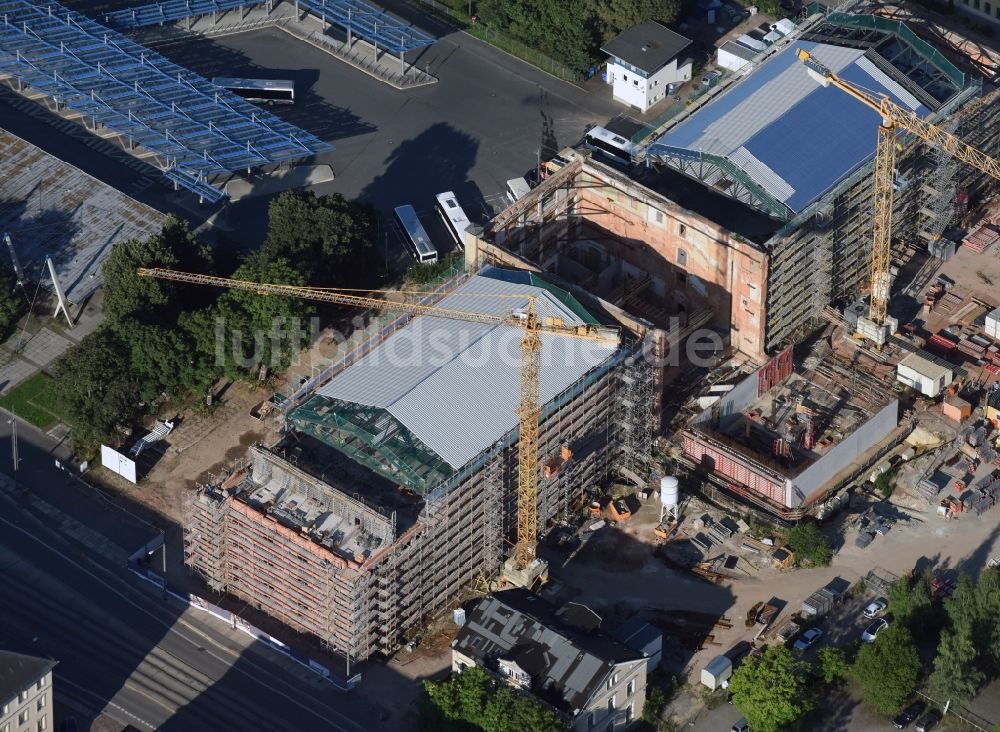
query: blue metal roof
655 41 930 214
104 0 436 54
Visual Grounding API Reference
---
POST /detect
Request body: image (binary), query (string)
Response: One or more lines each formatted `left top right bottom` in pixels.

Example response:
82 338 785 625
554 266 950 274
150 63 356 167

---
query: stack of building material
937 293 964 315
962 488 996 516
926 333 959 356
956 338 987 360
913 478 942 500
962 224 999 253
978 443 999 465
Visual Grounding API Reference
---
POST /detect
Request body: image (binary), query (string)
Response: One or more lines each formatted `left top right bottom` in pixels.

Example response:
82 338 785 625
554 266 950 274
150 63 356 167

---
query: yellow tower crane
138 267 619 582
796 48 1000 343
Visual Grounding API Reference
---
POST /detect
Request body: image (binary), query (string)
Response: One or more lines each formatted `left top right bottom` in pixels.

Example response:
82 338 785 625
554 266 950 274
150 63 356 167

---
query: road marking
0 513 369 732
57 675 157 731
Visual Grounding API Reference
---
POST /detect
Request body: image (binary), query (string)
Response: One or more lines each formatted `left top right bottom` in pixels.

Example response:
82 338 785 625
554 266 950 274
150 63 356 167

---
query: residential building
452 589 647 731
955 0 1000 31
603 21 692 112
0 651 56 732
610 618 663 673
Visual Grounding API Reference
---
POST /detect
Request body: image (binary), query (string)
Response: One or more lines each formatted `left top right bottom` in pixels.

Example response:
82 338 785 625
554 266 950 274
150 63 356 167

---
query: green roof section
289 395 454 493
485 268 598 325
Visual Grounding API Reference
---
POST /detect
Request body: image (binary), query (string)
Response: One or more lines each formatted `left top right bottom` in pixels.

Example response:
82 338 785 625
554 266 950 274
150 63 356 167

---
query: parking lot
144 17 620 259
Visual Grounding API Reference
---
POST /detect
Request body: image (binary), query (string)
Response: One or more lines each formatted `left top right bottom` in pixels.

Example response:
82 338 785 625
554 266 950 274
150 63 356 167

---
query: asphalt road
0 417 386 732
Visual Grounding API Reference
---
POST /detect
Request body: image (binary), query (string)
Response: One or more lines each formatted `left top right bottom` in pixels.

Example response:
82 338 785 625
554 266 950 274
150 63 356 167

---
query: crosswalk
2 91 163 198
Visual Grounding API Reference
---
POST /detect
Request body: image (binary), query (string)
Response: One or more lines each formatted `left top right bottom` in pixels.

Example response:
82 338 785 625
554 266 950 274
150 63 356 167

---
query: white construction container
986 307 1000 340
896 351 954 397
701 654 733 690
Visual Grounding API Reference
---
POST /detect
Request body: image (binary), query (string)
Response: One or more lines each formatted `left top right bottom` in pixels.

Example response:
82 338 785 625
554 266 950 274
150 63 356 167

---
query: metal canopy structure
294 0 435 54
0 0 331 202
104 0 269 29
103 0 436 54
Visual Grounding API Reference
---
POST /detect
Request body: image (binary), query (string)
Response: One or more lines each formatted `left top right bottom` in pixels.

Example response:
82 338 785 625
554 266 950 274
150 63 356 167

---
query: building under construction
485 10 1000 362
680 346 902 516
183 268 654 662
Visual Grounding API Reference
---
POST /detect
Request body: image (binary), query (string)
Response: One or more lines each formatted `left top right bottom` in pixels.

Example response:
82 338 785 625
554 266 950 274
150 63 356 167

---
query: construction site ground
541 421 1000 727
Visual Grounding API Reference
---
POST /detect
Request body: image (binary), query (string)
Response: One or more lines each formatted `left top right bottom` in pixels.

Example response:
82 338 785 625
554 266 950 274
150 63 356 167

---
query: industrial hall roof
602 21 692 74
298 269 618 487
654 40 932 214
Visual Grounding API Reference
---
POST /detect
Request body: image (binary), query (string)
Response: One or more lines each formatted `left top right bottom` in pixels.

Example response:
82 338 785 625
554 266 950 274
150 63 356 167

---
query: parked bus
394 204 438 263
211 77 295 104
583 125 637 165
505 177 531 204
435 191 472 250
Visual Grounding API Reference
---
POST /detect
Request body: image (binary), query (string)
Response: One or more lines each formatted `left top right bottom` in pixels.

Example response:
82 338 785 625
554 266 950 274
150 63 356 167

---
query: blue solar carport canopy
656 41 931 214
104 0 437 54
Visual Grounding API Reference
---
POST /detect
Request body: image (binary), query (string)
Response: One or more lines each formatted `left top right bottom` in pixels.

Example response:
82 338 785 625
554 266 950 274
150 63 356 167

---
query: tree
101 215 211 325
422 666 568 732
262 190 377 287
728 645 813 732
888 574 934 635
943 568 1000 672
477 0 598 72
816 646 851 684
786 522 832 566
52 327 143 452
874 467 898 498
851 624 921 716
0 266 24 340
642 685 667 725
590 0 681 44
216 254 311 379
930 624 983 705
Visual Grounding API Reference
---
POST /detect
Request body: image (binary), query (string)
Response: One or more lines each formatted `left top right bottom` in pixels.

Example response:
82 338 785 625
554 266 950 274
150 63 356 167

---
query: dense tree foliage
851 624 921 716
261 190 377 287
476 0 682 73
887 573 935 636
0 266 24 340
50 193 379 453
421 666 568 732
928 568 1000 704
728 645 813 732
590 0 681 43
816 646 851 684
786 522 832 566
53 328 143 450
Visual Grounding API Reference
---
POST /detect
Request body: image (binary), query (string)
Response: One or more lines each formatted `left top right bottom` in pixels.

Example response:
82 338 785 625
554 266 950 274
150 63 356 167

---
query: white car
793 627 823 651
861 617 888 643
863 597 888 619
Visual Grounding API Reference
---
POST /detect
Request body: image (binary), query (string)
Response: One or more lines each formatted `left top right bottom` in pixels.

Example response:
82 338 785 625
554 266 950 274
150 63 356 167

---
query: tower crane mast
796 49 1000 343
138 267 619 583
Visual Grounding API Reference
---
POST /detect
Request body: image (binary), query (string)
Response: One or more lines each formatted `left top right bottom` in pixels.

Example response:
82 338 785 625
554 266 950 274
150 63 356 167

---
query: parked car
893 701 926 728
861 617 888 643
793 627 823 651
862 597 888 619
731 718 750 732
914 709 941 732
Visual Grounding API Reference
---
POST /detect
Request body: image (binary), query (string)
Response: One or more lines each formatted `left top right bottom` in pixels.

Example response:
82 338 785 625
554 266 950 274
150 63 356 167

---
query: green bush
787 522 832 566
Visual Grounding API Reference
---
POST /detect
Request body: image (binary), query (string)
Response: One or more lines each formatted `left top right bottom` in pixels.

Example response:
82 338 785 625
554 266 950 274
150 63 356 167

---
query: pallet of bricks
961 471 1000 515
962 224 999 254
979 441 1000 466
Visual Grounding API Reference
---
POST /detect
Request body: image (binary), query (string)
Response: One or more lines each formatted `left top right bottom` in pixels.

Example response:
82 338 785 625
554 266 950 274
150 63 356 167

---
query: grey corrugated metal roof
317 272 617 468
0 651 56 710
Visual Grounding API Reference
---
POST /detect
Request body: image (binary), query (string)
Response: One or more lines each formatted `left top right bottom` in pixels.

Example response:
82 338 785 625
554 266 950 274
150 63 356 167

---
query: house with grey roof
452 589 647 731
602 21 693 112
0 651 57 732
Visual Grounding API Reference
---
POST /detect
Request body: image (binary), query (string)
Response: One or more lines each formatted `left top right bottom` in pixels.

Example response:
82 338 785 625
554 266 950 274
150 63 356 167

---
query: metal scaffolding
104 0 269 29
0 0 331 202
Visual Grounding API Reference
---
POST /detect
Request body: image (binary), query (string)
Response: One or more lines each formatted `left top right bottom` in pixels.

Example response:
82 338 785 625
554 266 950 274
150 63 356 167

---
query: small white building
986 306 1000 339
603 21 693 113
897 351 954 397
717 40 757 72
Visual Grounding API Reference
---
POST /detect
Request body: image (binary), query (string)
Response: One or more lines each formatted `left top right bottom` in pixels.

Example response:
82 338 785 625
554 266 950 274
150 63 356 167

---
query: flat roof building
603 21 693 112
